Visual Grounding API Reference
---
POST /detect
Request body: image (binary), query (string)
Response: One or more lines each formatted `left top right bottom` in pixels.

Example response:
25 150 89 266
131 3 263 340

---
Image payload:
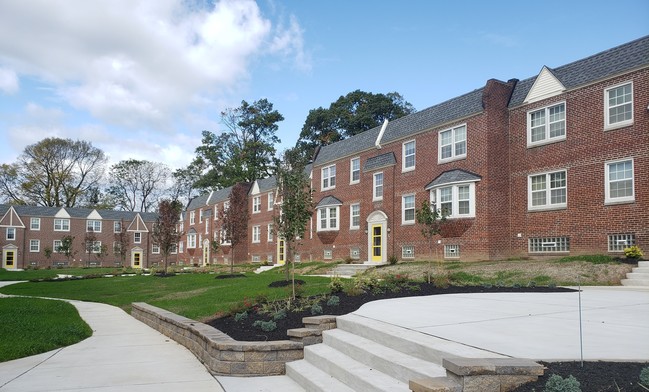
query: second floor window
439 124 466 162
6 228 15 240
403 140 415 171
114 221 122 233
54 219 70 231
373 172 383 201
253 196 261 213
87 220 102 233
134 232 141 244
528 102 566 146
322 165 336 190
350 158 360 184
31 218 40 230
605 82 633 129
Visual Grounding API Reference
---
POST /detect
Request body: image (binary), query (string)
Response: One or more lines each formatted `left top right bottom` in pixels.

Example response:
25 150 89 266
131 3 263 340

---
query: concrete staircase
286 313 503 392
621 261 649 286
331 263 382 277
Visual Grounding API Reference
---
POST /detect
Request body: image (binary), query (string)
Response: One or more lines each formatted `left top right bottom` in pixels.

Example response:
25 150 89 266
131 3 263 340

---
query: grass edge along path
0 297 92 362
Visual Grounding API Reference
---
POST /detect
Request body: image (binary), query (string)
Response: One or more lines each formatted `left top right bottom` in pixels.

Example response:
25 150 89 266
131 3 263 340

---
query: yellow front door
277 239 285 265
3 250 16 269
132 252 141 268
371 224 382 262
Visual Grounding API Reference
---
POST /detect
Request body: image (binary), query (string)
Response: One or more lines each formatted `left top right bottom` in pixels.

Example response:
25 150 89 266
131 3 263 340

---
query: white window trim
527 101 566 147
151 243 160 254
6 228 15 240
350 203 360 230
187 233 196 249
605 158 634 205
267 223 273 242
317 206 340 231
113 221 121 233
31 218 40 231
527 170 568 211
604 81 633 130
134 232 142 244
444 245 460 259
189 211 195 225
86 220 102 233
53 240 62 253
402 140 416 172
429 182 476 218
199 209 204 223
253 196 261 213
321 164 336 191
350 157 360 184
54 218 70 232
373 172 383 201
438 124 467 164
252 225 261 243
267 192 274 211
87 241 102 254
401 194 416 225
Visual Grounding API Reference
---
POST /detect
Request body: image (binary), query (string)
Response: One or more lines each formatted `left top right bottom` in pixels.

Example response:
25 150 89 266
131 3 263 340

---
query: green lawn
0 297 92 362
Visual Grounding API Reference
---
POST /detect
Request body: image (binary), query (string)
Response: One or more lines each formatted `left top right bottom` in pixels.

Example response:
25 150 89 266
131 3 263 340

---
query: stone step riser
631 267 649 273
638 261 649 268
286 360 355 392
621 279 649 287
627 272 649 279
322 329 447 384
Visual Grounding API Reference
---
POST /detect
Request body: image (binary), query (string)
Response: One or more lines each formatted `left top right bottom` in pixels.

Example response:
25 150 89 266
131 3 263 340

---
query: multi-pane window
402 245 415 259
54 219 70 231
528 102 566 146
430 183 476 218
252 225 261 243
134 232 141 244
190 211 195 225
529 237 570 253
30 239 40 252
6 228 15 240
318 207 339 231
528 171 567 210
323 249 333 259
350 203 360 229
170 243 177 254
187 233 196 248
402 194 415 224
444 245 460 258
373 172 383 201
152 243 160 254
87 241 102 253
439 124 467 162
322 164 336 190
267 223 273 242
31 218 40 231
267 192 274 211
114 221 122 233
53 240 62 253
87 220 102 232
350 157 360 184
253 196 261 213
199 209 204 222
606 159 634 204
608 234 636 252
403 140 416 171
605 82 633 128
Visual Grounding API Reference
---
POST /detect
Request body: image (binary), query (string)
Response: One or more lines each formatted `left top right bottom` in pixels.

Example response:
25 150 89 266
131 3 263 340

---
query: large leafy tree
296 90 415 159
193 99 284 190
151 199 184 275
0 138 106 207
107 159 170 212
169 162 203 207
219 182 250 273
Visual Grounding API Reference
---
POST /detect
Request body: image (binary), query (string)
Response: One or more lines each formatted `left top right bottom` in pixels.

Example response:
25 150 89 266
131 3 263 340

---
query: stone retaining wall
131 302 304 376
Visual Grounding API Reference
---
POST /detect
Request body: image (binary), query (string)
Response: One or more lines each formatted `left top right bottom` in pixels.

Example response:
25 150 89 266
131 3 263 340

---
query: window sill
401 167 415 173
528 206 567 212
321 186 336 192
438 155 466 165
605 199 635 206
527 137 566 148
604 121 633 131
401 221 415 226
350 181 360 185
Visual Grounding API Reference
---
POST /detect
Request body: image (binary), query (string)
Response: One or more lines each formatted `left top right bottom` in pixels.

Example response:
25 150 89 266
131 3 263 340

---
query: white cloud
0 67 18 94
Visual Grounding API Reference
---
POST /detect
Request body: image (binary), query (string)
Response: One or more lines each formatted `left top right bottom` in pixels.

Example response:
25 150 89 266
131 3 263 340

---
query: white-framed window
267 223 273 242
323 249 333 259
267 254 273 264
608 233 636 252
350 203 360 230
528 102 566 146
528 170 567 210
86 220 102 233
152 243 160 254
402 140 416 171
605 82 633 129
350 247 361 260
402 245 415 259
529 237 569 253
30 218 40 231
223 201 230 211
317 206 339 231
114 221 121 233
179 241 184 253
190 211 195 225
170 243 177 254
252 255 261 263
444 245 460 258
87 241 102 254
30 239 40 252
187 233 196 248
6 228 15 240
373 172 383 201
253 196 261 213
402 194 415 224
54 218 70 231
252 225 261 243
113 242 121 254
438 124 467 163
321 164 336 190
350 157 360 184
430 183 476 218
199 209 204 222
220 229 231 245
605 158 634 204
267 192 274 211
134 232 141 244
53 240 62 253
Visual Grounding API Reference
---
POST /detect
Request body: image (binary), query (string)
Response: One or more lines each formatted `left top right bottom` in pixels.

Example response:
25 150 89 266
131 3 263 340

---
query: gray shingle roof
257 176 277 192
510 35 649 107
0 204 157 221
363 152 396 172
425 169 482 189
316 195 343 207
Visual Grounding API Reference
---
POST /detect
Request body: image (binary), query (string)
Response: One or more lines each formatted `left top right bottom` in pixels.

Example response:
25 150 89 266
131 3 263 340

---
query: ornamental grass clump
639 366 649 389
252 320 277 332
544 374 581 392
326 295 340 307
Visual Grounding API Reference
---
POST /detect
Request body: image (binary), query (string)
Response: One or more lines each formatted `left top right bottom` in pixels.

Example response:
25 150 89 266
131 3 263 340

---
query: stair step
286 359 355 392
627 272 649 279
631 267 649 273
323 328 447 383
638 261 649 268
304 344 409 392
621 279 649 286
336 313 502 365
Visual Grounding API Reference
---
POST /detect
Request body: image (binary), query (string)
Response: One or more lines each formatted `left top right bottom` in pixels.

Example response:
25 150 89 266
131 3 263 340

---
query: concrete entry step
286 360 355 392
621 278 649 286
331 263 383 277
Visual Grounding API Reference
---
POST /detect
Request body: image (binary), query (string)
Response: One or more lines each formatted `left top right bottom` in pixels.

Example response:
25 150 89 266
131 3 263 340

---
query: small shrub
343 257 354 264
544 374 581 392
388 255 398 265
344 285 365 296
310 303 323 315
329 276 344 293
272 309 287 321
624 245 644 259
433 275 450 288
640 366 649 386
234 311 248 322
326 295 340 307
252 320 277 332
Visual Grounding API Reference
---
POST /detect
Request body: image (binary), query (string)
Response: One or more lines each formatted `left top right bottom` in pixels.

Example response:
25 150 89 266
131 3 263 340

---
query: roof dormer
524 66 565 104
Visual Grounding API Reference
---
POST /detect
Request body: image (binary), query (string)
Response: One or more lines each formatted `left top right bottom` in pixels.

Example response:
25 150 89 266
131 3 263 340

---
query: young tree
273 148 313 296
113 220 130 266
219 183 249 274
58 235 77 266
151 199 184 275
84 230 98 267
415 199 446 283
107 159 171 212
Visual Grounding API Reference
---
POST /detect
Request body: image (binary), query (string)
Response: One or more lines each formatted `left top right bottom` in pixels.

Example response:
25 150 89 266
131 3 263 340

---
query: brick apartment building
2 36 647 269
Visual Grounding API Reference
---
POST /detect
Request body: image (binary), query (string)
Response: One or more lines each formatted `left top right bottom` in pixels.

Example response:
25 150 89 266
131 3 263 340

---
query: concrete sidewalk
0 290 224 392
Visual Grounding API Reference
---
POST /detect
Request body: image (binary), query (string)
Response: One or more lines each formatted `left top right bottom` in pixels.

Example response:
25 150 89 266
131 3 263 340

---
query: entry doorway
131 249 142 269
366 210 387 263
277 239 285 265
2 248 17 269
371 224 383 262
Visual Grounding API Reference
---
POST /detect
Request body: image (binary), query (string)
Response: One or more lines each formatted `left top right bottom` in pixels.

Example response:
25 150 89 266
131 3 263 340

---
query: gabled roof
0 204 158 222
316 196 343 208
523 66 565 104
363 152 396 172
510 35 649 108
257 176 277 192
127 213 149 232
0 206 25 228
425 169 482 190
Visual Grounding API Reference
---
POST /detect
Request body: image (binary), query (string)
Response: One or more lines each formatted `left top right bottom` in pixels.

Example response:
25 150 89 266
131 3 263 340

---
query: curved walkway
0 282 224 392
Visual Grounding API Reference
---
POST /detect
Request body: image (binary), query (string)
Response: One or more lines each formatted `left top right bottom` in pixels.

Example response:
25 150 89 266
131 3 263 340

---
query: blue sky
1 0 647 170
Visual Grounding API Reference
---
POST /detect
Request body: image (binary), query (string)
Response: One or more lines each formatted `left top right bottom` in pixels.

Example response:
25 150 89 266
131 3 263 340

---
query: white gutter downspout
374 119 389 149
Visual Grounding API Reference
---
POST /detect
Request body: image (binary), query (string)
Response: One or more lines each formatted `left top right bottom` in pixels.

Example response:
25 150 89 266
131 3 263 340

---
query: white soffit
524 66 566 104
